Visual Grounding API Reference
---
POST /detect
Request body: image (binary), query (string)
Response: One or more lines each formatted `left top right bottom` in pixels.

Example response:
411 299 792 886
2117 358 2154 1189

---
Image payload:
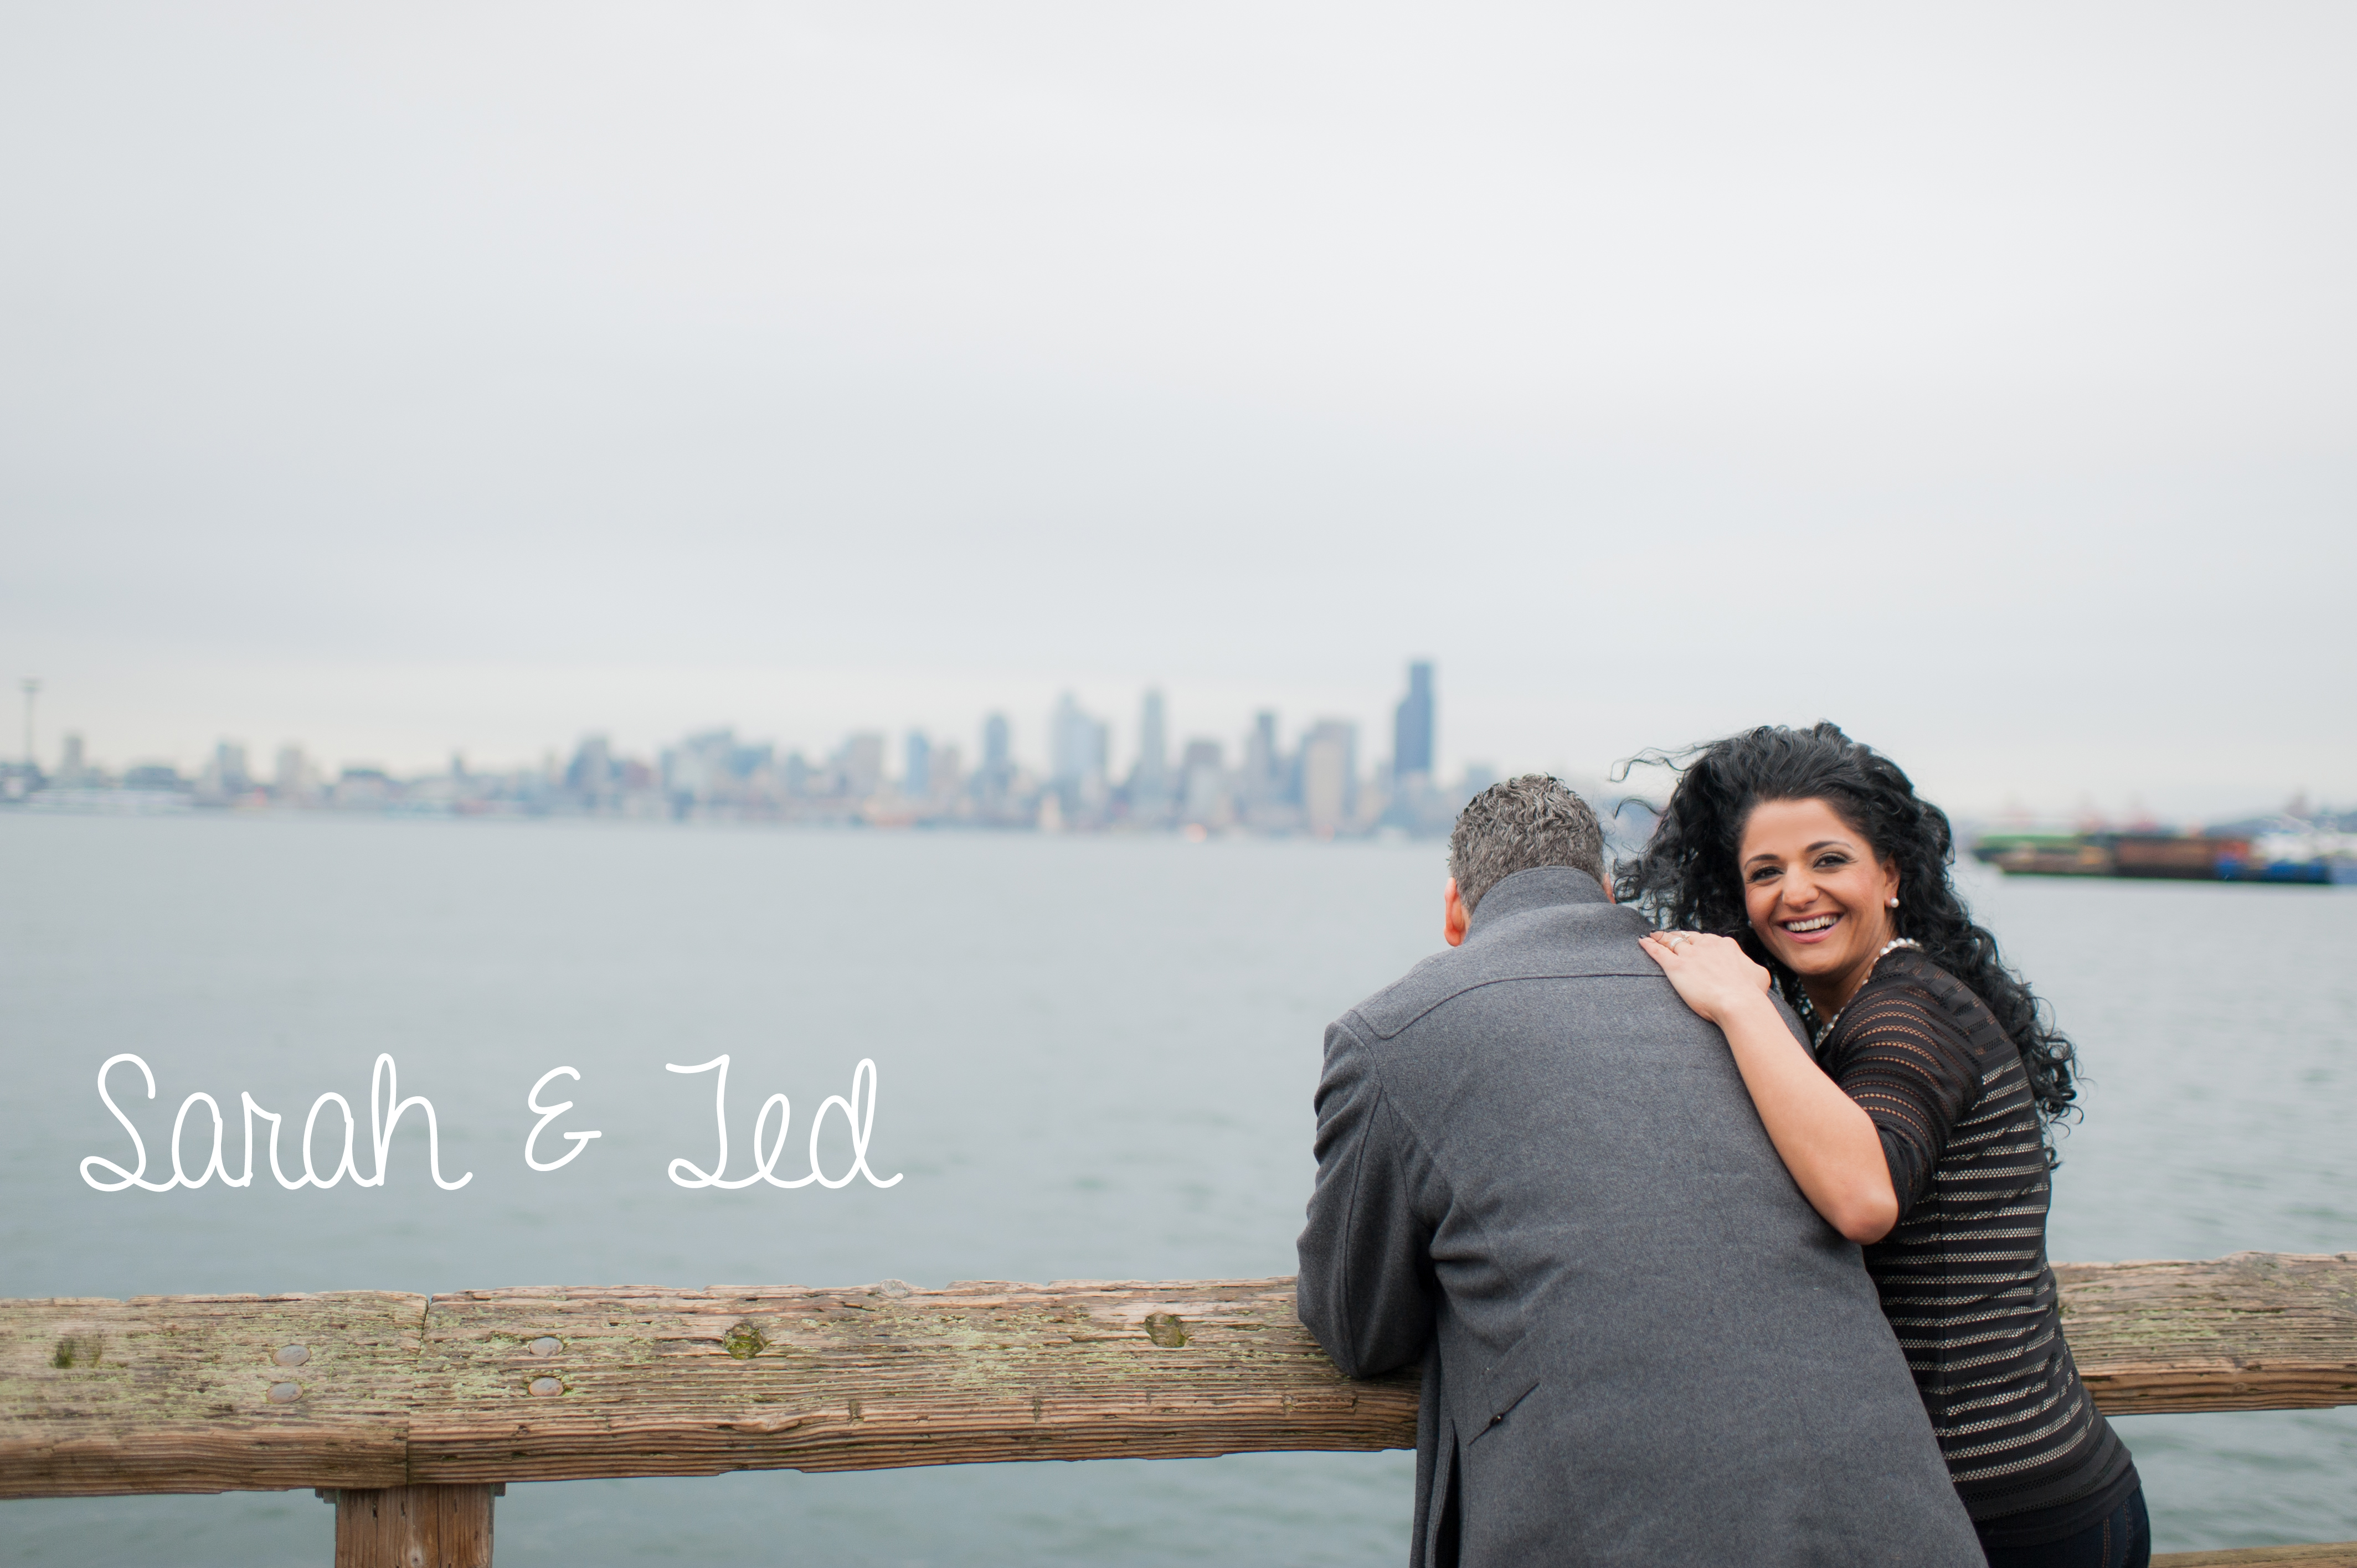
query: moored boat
1971 830 2336 884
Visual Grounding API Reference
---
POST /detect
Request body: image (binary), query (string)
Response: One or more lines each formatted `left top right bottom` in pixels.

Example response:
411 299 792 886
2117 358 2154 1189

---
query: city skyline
4 660 1497 838
7 652 2338 834
5 665 1440 784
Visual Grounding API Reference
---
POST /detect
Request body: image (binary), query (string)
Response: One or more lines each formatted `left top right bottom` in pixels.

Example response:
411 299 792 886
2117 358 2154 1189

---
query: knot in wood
1144 1313 1189 1348
722 1322 768 1360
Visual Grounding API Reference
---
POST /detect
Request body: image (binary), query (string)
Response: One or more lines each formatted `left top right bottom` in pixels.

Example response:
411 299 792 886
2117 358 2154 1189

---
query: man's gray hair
1448 774 1607 914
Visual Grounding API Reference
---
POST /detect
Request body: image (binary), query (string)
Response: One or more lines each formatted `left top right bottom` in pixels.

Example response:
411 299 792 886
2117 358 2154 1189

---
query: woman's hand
1639 928 1897 1244
1638 931 1771 1027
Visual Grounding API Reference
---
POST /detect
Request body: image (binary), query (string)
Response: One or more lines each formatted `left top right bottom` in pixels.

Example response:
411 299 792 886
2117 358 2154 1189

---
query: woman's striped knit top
1815 946 2136 1545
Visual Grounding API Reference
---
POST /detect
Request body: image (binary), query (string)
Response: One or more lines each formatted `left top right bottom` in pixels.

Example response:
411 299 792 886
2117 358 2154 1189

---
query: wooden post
333 1484 496 1568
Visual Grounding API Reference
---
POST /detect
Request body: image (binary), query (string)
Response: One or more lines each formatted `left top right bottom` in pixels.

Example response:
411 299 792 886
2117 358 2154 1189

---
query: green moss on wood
49 1336 101 1369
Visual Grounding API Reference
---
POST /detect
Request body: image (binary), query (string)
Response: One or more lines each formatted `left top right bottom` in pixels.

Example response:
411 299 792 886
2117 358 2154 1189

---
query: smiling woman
1733 797 1905 1014
1618 723 2145 1568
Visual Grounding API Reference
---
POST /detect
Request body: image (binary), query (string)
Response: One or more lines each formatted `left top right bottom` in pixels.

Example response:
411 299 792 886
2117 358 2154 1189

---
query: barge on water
1970 830 2339 883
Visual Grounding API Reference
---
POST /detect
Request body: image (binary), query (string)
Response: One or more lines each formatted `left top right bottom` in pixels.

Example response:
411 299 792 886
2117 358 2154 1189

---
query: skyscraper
1393 661 1434 782
566 735 615 801
976 712 1016 812
274 744 311 801
834 733 886 800
1049 692 1109 805
1243 710 1280 806
904 731 931 800
927 742 963 803
1179 738 1228 827
1131 689 1169 801
204 740 251 798
1300 719 1358 836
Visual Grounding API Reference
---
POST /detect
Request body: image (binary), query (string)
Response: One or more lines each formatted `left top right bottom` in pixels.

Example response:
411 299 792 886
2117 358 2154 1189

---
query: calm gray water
1 813 2350 1563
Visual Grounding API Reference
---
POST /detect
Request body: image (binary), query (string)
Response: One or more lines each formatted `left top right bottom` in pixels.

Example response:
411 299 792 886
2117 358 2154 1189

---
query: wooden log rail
3 1252 2353 1565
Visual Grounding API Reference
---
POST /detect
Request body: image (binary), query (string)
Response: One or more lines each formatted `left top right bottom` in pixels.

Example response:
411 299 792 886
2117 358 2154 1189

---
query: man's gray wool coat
1295 866 1984 1567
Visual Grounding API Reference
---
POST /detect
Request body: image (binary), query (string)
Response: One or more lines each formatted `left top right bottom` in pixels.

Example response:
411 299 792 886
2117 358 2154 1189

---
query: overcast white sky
3 3 2351 818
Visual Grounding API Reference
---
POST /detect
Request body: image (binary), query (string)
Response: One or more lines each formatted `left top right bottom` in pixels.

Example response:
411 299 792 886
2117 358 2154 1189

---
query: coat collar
1465 865 1610 938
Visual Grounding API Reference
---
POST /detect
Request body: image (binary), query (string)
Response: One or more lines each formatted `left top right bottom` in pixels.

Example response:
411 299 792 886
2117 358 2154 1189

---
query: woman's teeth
1783 915 1838 932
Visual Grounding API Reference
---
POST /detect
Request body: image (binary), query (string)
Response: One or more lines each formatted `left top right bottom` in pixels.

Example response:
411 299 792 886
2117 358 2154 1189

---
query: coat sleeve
1295 1015 1437 1380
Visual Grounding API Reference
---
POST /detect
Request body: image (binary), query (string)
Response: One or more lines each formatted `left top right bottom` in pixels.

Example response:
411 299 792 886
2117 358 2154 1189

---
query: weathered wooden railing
5 1252 2354 1565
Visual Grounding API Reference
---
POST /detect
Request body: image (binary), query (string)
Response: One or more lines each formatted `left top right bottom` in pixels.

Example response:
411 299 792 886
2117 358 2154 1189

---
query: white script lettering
80 1053 473 1192
524 1066 603 1172
665 1055 902 1190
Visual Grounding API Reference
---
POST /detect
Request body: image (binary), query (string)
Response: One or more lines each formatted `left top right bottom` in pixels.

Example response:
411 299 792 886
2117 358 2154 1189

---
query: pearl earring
1886 896 1900 909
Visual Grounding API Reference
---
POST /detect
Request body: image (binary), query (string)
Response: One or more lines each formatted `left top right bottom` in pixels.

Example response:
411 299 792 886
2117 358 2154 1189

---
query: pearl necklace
1809 937 1922 1048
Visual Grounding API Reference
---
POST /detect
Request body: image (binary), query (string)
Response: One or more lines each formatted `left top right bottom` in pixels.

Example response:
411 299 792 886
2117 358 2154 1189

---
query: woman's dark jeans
1979 1487 2150 1568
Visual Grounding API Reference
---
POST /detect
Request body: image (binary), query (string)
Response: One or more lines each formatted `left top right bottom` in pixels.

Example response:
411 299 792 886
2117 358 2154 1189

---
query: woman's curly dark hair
1613 721 2079 1139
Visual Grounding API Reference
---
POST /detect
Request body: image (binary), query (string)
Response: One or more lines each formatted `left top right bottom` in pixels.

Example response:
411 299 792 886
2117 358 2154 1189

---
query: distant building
780 751 814 797
1129 689 1170 815
1241 711 1282 808
663 730 717 804
122 762 187 793
663 728 774 812
904 732 932 800
274 744 315 803
1049 693 1109 810
1386 661 1453 835
974 713 1016 813
56 732 88 788
199 741 251 801
1394 661 1434 783
834 733 886 801
1361 755 1394 828
333 766 398 808
1300 719 1358 836
928 742 963 805
566 735 616 801
1179 737 1229 826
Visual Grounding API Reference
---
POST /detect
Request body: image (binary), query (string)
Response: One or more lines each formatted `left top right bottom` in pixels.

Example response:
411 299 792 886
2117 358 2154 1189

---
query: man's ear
1443 877 1470 947
1602 863 1617 904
